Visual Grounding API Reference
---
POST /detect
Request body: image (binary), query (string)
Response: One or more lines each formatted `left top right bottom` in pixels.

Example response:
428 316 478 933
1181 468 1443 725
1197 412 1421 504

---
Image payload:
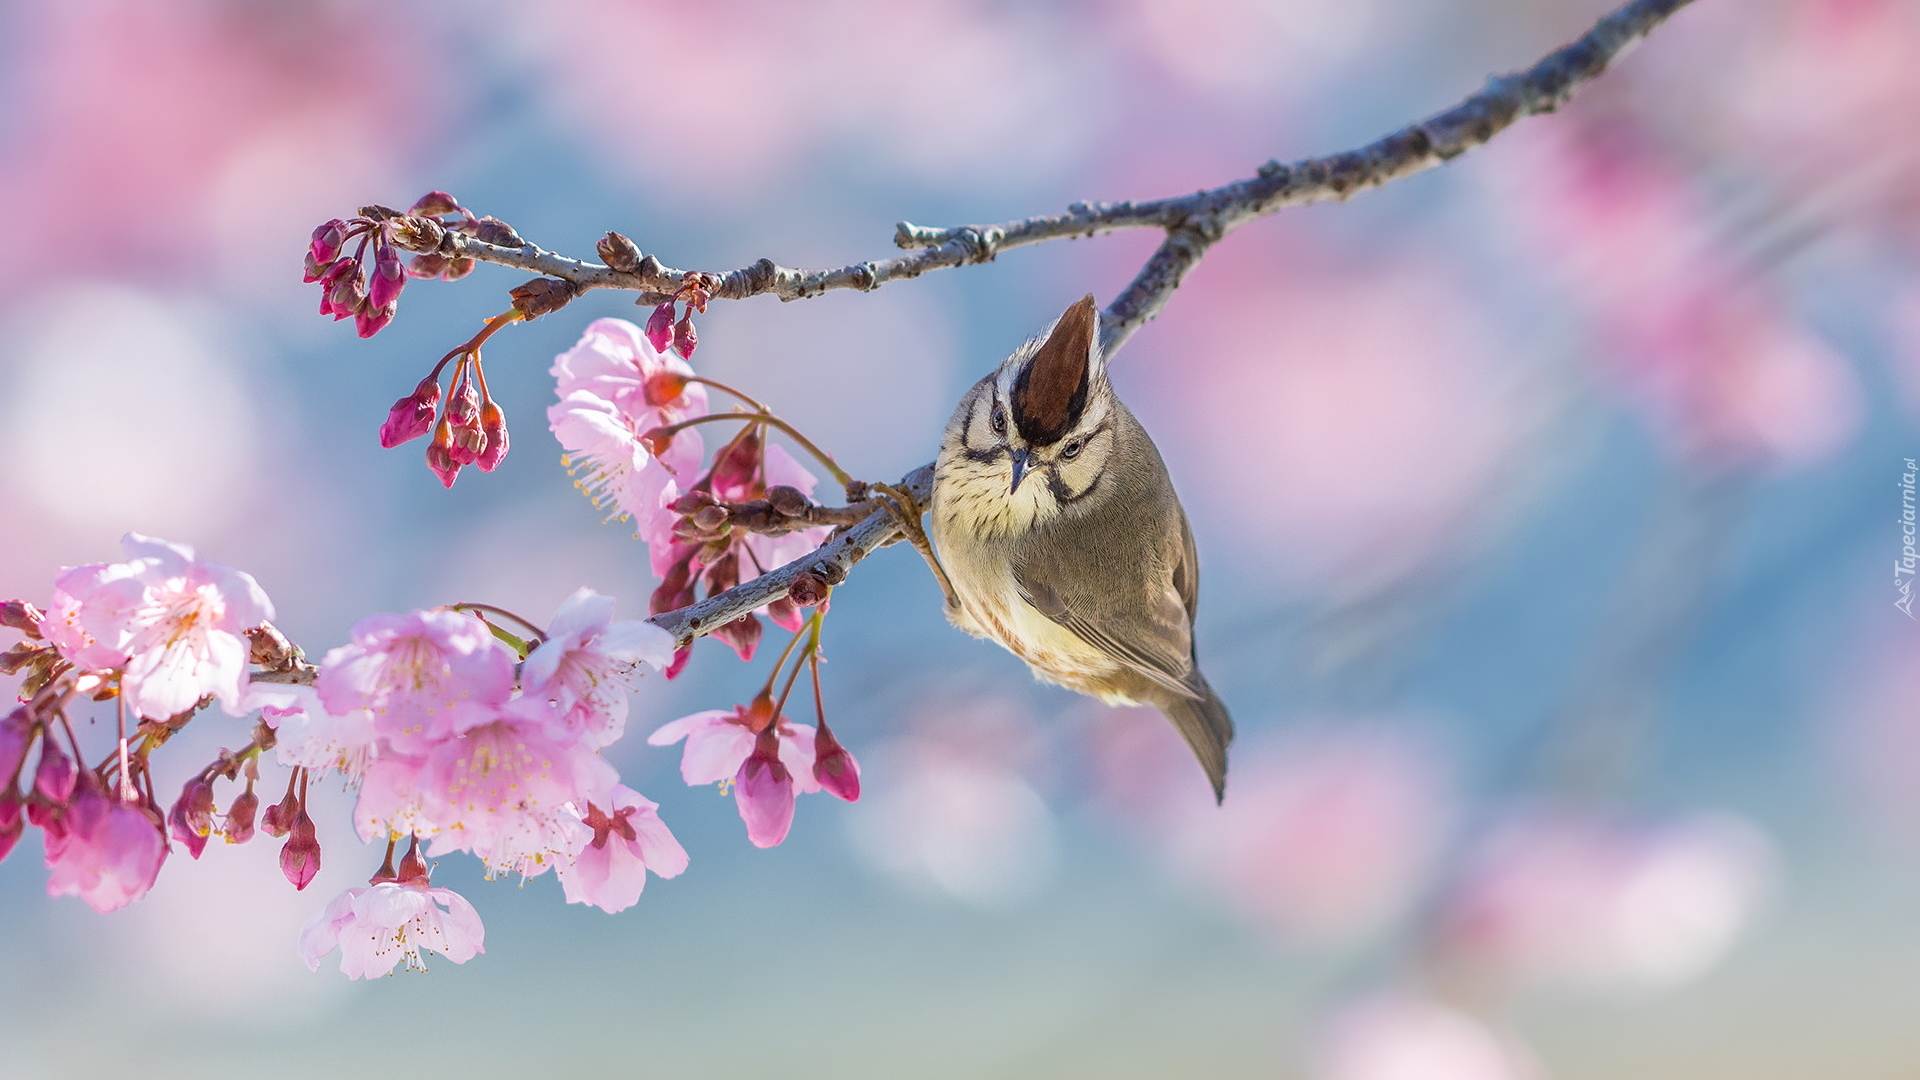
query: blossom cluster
547 317 832 675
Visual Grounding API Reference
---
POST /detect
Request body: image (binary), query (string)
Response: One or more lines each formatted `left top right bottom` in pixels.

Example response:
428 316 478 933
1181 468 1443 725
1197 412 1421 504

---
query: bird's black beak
1009 448 1032 494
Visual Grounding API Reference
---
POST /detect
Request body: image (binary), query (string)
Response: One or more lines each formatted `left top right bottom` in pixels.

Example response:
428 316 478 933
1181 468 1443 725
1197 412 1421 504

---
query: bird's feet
871 482 961 614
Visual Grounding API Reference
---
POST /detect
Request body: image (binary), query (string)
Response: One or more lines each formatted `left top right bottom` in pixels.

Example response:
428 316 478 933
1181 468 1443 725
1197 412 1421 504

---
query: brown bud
843 479 870 503
692 504 731 532
787 571 830 608
669 489 717 514
442 256 477 281
390 214 446 252
472 216 524 247
509 277 579 319
765 485 808 517
0 642 41 675
597 231 643 273
0 601 42 639
245 624 299 669
357 204 402 221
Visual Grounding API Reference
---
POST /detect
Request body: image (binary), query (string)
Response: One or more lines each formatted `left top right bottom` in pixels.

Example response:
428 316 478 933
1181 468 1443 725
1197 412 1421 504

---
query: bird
921 293 1234 801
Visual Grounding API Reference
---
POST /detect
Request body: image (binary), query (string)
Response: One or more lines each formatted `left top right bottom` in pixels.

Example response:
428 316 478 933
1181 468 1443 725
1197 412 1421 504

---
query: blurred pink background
1 0 1917 1077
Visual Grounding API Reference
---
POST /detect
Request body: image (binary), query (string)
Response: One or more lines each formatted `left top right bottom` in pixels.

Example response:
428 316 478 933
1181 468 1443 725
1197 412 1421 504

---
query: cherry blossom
250 682 378 779
549 317 708 530
650 706 819 847
43 775 169 913
521 587 675 748
315 608 515 754
556 785 689 913
298 880 485 979
49 534 274 720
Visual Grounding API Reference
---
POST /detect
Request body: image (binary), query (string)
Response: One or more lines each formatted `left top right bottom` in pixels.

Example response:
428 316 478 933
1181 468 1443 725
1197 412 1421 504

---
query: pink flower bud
280 805 321 890
355 300 397 338
427 421 462 489
645 302 675 353
1 600 43 638
224 787 258 845
409 191 463 217
328 267 367 320
379 377 441 448
709 426 763 497
0 707 31 782
710 612 762 663
446 384 485 465
476 402 509 472
672 313 698 360
811 722 861 802
368 242 406 309
303 249 333 284
310 219 349 264
33 735 76 806
0 788 22 864
168 775 217 859
735 728 796 848
397 840 430 886
260 786 296 838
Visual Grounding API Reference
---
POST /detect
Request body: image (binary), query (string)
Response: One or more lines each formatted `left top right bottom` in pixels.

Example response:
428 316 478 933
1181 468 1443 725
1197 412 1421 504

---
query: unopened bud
672 313 698 359
711 612 762 662
279 806 321 890
303 249 333 284
509 277 579 319
0 600 42 638
409 190 463 217
426 420 462 489
396 839 430 886
390 214 446 252
645 302 675 354
472 216 524 247
368 242 406 308
355 300 397 338
310 219 349 264
245 624 299 669
0 789 22 863
0 707 32 782
224 786 258 844
692 504 731 532
0 643 40 675
787 571 830 608
476 401 509 472
380 376 441 449
765 485 808 517
33 735 76 806
644 370 690 406
260 785 297 838
407 252 450 279
598 231 643 273
328 267 367 318
443 256 477 281
168 775 217 859
638 427 675 458
669 489 717 514
812 721 861 802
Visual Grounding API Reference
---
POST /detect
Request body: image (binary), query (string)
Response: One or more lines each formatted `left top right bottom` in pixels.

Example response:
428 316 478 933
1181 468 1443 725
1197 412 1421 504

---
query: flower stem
450 602 548 649
772 610 825 719
684 375 768 413
652 412 854 489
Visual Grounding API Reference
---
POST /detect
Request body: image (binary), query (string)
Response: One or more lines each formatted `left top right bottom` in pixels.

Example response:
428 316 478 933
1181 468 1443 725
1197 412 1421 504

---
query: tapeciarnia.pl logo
1899 457 1917 619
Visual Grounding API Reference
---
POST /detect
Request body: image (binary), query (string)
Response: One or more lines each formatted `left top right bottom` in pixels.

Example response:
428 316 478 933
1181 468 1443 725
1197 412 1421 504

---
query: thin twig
412 0 1692 649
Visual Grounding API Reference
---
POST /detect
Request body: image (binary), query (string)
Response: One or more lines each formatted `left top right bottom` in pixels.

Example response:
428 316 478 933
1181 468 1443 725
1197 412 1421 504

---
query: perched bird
926 294 1234 800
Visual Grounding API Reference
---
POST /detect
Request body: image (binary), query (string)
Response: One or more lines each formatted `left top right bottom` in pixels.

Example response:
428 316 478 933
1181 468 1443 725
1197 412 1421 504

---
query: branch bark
439 0 1695 648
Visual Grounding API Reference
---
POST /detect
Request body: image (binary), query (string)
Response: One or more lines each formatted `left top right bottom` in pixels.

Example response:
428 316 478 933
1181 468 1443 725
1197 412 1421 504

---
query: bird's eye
990 406 1007 436
1061 438 1084 460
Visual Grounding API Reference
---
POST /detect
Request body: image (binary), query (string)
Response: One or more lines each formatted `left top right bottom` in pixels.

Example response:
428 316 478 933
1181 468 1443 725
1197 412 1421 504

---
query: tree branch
428 0 1692 648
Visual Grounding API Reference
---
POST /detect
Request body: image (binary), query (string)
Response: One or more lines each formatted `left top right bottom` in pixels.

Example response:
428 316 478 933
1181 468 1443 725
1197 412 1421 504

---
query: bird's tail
1160 675 1234 804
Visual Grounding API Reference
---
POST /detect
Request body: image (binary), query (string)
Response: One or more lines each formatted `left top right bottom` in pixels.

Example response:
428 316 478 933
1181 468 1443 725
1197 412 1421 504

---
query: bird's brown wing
1012 496 1199 701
